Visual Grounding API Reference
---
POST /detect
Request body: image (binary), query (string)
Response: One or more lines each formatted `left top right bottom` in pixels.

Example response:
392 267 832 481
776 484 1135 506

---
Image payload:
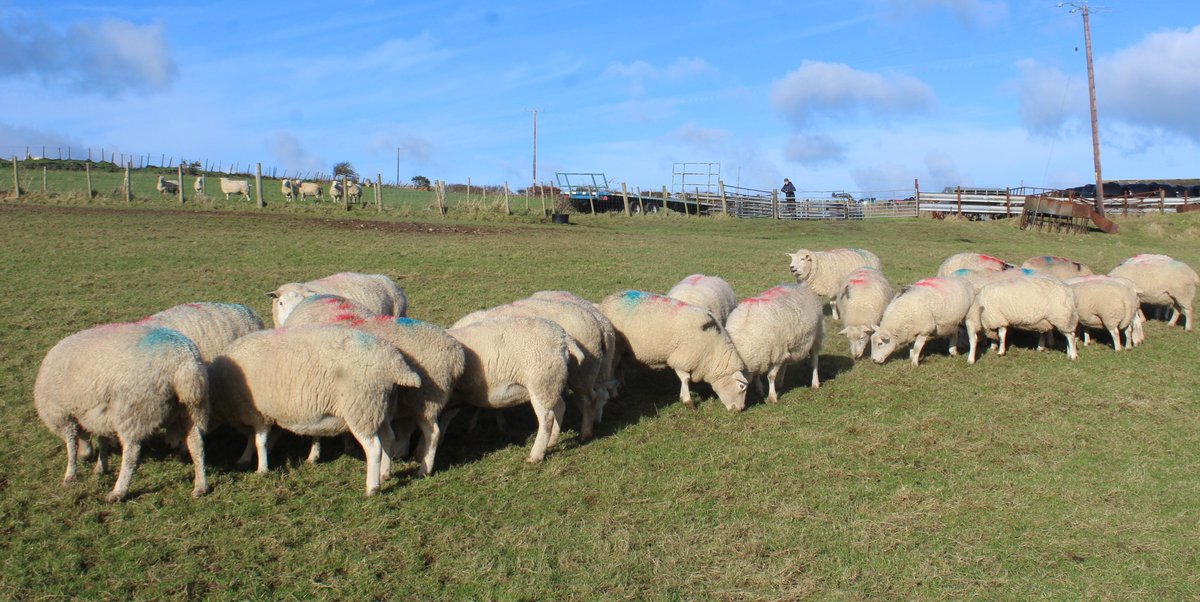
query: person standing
782 178 796 217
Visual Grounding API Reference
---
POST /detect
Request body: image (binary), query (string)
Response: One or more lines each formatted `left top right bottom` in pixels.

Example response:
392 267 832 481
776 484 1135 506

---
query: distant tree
411 175 431 190
333 161 358 181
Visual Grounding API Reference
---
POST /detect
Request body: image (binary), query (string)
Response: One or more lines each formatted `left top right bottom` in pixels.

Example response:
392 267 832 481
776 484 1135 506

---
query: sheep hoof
105 491 125 503
682 400 696 410
192 486 209 498
525 456 543 464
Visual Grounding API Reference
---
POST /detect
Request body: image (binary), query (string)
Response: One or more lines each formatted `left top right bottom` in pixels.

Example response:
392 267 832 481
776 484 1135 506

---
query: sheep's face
788 251 814 281
842 324 873 359
267 288 308 327
869 327 898 363
712 371 749 412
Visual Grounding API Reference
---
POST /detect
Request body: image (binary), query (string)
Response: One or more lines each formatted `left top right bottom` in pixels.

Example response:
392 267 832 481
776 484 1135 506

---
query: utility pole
396 147 400 187
1061 1 1105 214
527 108 539 192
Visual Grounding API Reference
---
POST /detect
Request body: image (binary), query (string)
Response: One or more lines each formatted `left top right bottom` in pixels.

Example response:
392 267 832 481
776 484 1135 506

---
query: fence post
125 162 132 203
956 186 962 216
177 165 185 206
341 175 348 211
719 180 728 216
467 177 471 203
376 174 382 211
772 189 779 220
1160 190 1166 214
255 163 264 208
11 156 19 199
43 166 47 192
1005 188 1011 218
436 180 446 217
85 162 93 199
621 182 631 216
504 181 510 215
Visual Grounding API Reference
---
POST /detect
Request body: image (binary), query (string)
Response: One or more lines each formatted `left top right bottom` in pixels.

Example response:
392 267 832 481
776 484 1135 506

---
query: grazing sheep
1021 255 1094 280
963 275 1078 362
208 325 421 496
786 248 881 319
666 274 737 323
286 295 466 477
454 297 607 441
445 316 581 463
298 181 323 201
268 271 407 327
725 284 824 404
193 175 205 194
936 252 1015 277
530 290 621 410
156 175 180 196
139 302 265 363
281 179 296 202
1066 276 1142 350
833 267 894 359
870 276 974 366
1109 254 1199 331
34 323 209 502
949 267 1037 292
219 177 251 201
598 291 749 411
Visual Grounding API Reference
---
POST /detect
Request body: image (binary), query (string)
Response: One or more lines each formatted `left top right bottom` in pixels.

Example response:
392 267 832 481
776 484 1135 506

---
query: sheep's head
869 326 897 364
841 324 874 359
711 370 749 412
266 285 309 327
787 250 815 281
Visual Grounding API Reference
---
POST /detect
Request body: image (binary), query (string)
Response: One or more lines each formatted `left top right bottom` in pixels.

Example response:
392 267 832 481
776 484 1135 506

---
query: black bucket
551 213 570 225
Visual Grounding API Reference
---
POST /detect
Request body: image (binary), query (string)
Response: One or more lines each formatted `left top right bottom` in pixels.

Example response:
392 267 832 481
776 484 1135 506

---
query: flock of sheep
155 174 367 204
32 250 1198 502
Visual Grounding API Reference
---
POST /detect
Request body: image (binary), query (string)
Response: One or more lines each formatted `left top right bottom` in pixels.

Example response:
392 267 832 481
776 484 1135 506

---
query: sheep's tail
564 336 586 367
173 360 210 432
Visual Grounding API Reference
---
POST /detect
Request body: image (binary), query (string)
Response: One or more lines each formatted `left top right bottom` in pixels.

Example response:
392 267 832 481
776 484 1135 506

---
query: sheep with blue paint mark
949 267 1037 292
936 252 1015 277
833 267 893 359
1021 255 1094 280
725 284 824 403
786 248 881 319
598 290 749 411
667 274 738 323
870 276 975 366
208 324 421 495
268 271 407 327
286 294 466 476
139 302 265 363
34 323 210 502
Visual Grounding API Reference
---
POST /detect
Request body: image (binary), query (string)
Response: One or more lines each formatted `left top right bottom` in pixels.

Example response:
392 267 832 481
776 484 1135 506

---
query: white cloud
769 60 934 127
267 132 325 176
784 133 847 164
0 16 176 96
671 124 734 151
604 57 714 95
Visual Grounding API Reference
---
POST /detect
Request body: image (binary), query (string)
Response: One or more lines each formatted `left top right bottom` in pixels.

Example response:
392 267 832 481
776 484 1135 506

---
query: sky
1 0 1198 197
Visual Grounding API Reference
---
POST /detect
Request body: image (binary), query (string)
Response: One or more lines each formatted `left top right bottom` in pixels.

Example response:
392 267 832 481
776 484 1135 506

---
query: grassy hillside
1 199 1198 599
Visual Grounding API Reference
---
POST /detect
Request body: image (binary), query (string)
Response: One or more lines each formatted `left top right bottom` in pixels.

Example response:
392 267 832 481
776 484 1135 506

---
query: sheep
1109 254 1199 331
281 178 296 202
453 297 607 441
870 276 974 366
786 248 881 319
832 267 893 359
156 175 180 196
193 175 205 194
298 181 323 201
963 275 1078 362
935 252 1015 277
666 274 737 323
208 324 421 496
347 182 363 205
530 290 621 410
598 290 749 411
1021 255 1094 280
445 316 581 463
34 323 209 502
725 284 824 404
1066 276 1143 350
330 180 345 203
138 302 265 363
949 267 1037 292
219 177 251 201
285 295 466 476
268 271 407 327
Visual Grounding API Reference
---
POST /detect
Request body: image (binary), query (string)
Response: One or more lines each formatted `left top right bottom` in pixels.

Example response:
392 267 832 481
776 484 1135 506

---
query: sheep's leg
1108 326 1122 351
1183 305 1193 331
1082 329 1092 346
577 390 596 442
910 335 928 366
306 437 321 464
766 365 782 404
77 435 93 461
948 330 960 356
1036 332 1048 351
1166 305 1180 326
830 303 840 321
94 436 111 475
414 417 443 478
254 427 271 473
997 327 1008 355
526 397 558 464
391 416 416 459
810 353 820 388
350 430 382 496
377 424 395 481
967 328 978 364
106 438 141 503
548 400 566 449
62 423 79 485
1064 329 1078 360
184 424 208 498
675 369 695 409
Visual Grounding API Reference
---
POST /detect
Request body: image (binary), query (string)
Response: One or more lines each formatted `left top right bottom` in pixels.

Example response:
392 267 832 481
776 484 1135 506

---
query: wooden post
255 163 264 208
662 185 669 215
11 156 19 199
341 175 348 211
719 180 728 216
1123 193 1128 217
956 186 962 216
376 174 383 211
43 166 47 192
771 189 779 220
504 181 510 215
436 180 446 217
177 165 185 206
467 177 471 203
540 183 547 215
1160 189 1166 214
125 162 132 203
588 190 596 215
1004 188 1011 218
914 179 920 214
85 162 93 198
621 182 631 216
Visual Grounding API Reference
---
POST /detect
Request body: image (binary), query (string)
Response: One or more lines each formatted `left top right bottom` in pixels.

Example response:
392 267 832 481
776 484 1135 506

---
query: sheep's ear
265 290 280 299
838 327 848 335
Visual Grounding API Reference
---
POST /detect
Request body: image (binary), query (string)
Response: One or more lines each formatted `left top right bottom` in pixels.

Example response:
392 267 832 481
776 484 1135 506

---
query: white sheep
598 290 749 411
963 275 1078 362
936 252 1015 277
268 271 407 327
445 316 581 463
1066 276 1143 351
34 323 209 502
208 324 421 496
725 284 824 404
330 180 345 202
949 267 1037 292
285 295 467 477
666 274 737 323
281 179 296 202
193 175 205 194
347 182 363 205
833 267 893 359
298 181 323 201
138 302 265 363
1021 255 1094 280
219 177 251 201
1109 254 1199 331
786 248 881 319
454 297 607 441
870 276 974 366
156 175 179 196
530 290 621 410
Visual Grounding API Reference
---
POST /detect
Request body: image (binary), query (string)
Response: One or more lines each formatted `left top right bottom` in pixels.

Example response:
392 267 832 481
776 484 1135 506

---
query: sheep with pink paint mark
140 302 265 363
936 252 1015 277
833 267 893 359
34 323 210 502
870 276 975 366
1021 255 1094 280
1065 275 1144 350
598 290 749 411
786 248 881 319
268 271 407 327
1108 254 1199 331
949 267 1036 292
666 274 737 323
725 284 824 403
963 275 1078 362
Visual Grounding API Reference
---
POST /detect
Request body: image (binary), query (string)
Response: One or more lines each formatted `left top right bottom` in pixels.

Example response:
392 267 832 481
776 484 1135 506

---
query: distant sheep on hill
219 177 251 201
299 182 322 201
156 175 179 196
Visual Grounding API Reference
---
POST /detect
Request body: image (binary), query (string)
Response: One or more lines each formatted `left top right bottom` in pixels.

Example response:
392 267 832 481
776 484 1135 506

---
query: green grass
2 192 1199 599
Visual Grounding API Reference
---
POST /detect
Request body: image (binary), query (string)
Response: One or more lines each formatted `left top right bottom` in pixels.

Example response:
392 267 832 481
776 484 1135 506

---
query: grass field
1 193 1199 599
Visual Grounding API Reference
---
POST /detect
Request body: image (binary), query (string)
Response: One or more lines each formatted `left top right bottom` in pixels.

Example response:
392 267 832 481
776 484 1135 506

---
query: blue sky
1 0 1197 196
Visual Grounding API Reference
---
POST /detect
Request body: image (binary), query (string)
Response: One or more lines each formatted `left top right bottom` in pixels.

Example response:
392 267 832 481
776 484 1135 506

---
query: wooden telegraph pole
1061 1 1105 214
